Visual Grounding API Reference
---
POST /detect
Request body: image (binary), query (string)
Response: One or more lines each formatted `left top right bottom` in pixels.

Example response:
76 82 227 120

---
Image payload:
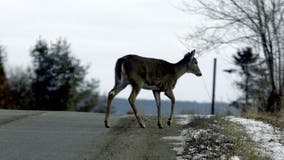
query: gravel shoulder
93 115 182 160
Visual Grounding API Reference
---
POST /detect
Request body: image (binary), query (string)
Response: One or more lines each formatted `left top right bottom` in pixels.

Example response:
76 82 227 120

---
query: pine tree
0 45 13 108
8 67 33 109
31 39 99 110
233 47 259 106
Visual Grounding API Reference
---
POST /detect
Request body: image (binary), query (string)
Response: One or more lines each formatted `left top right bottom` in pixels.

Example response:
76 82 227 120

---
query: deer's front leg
153 91 163 128
105 89 116 128
105 84 127 128
128 86 145 128
165 90 175 126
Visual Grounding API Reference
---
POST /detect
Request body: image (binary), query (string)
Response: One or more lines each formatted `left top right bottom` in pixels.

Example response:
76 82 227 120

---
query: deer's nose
196 73 202 77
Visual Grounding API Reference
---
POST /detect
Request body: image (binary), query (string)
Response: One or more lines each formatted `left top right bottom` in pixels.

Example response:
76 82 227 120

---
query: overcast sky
0 0 239 102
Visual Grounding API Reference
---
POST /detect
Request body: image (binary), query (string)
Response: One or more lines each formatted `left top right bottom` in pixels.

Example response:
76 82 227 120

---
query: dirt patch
93 115 182 160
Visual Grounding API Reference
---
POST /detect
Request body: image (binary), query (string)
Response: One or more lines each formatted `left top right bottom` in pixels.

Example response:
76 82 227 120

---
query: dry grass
238 108 284 159
242 108 284 129
221 117 267 160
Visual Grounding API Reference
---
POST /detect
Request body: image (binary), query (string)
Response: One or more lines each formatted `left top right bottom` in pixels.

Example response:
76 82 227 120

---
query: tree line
0 38 102 111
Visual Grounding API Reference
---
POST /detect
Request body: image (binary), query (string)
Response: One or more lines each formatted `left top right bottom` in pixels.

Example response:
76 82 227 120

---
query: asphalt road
0 110 120 160
0 110 181 160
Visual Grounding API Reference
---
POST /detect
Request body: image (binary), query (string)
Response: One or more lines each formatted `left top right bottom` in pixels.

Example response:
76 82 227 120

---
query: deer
104 50 202 128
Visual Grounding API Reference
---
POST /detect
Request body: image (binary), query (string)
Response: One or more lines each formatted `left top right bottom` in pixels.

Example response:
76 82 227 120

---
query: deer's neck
174 58 188 79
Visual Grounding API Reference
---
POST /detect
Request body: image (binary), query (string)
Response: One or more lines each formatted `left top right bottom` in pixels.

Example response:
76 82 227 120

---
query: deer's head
184 50 202 76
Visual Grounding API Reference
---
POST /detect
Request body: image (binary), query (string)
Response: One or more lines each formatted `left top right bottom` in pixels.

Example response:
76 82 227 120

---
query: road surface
0 110 181 160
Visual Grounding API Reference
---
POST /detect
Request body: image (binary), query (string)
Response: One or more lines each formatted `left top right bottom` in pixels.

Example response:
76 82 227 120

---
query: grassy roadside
242 109 284 129
241 109 284 159
221 117 268 160
181 116 266 160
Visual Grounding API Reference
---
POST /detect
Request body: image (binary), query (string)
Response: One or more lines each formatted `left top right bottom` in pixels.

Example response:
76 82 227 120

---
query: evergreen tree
76 79 100 112
31 39 99 110
225 47 264 111
8 67 33 109
233 47 259 106
0 45 13 109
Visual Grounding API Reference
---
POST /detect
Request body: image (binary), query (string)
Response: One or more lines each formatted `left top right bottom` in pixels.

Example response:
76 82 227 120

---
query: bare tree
183 0 284 112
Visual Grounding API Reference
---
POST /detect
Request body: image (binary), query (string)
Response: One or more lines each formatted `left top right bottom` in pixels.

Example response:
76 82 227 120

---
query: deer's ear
190 49 196 57
184 49 195 60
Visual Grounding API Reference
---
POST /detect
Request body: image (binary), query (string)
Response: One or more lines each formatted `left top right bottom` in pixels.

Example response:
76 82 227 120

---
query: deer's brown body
105 50 202 128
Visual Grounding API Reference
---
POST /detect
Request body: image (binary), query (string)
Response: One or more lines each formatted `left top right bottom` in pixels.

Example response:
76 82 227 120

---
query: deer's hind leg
128 84 145 128
153 91 163 128
165 90 175 126
105 83 127 128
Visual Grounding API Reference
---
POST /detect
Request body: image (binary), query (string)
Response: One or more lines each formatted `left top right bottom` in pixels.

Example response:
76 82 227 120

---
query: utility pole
211 58 217 115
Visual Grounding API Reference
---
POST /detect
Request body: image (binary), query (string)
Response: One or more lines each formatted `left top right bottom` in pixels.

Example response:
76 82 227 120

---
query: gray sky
0 0 239 102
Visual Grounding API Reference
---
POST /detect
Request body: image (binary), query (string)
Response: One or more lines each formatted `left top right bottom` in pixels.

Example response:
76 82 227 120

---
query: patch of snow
162 136 184 142
163 136 185 156
229 156 240 160
162 128 205 159
175 114 192 125
175 114 214 125
161 115 192 159
161 129 189 156
228 117 284 160
162 115 239 160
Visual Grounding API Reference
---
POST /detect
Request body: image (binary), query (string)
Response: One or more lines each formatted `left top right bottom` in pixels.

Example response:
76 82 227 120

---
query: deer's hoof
158 123 164 129
140 123 146 128
105 121 110 128
167 120 172 126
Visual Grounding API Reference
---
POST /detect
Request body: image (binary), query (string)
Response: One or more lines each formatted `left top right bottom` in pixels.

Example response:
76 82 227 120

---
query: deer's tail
114 57 126 84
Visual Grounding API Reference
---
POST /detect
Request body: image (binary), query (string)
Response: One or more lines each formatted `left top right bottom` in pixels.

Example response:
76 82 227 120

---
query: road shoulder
93 115 182 160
